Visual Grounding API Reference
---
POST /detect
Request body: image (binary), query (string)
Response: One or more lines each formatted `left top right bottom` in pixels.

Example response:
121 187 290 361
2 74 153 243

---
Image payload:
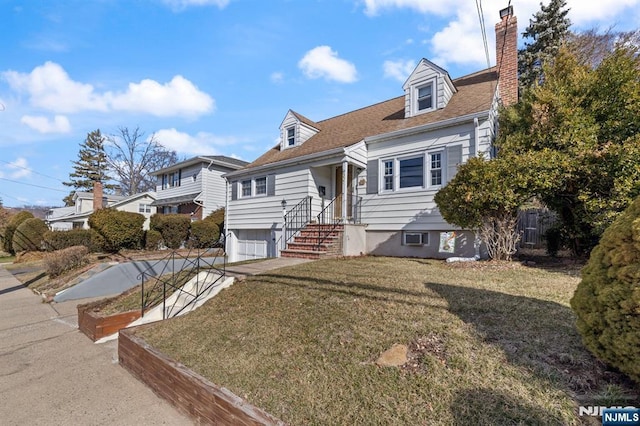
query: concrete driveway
0 264 191 425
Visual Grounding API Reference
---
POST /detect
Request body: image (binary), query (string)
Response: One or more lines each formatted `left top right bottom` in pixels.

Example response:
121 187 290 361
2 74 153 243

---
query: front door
335 165 353 219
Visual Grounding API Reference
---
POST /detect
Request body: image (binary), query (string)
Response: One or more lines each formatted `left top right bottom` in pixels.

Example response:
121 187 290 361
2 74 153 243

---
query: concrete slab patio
0 264 191 425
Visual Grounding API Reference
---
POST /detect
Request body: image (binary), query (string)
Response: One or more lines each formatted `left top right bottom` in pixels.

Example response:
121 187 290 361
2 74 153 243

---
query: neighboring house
224 7 518 262
46 182 157 230
150 155 248 221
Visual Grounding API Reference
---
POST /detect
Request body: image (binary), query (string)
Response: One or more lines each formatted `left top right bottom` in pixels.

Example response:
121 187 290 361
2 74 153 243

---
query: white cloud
106 76 214 118
21 114 71 134
270 72 284 84
362 0 450 17
6 157 32 179
383 59 416 82
3 62 214 118
298 46 358 83
364 0 640 70
161 0 230 11
155 128 239 156
3 61 108 113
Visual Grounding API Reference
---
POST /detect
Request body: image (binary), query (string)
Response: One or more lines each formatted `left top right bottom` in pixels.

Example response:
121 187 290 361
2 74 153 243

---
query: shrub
150 214 190 249
88 208 145 252
206 207 225 229
188 220 220 249
12 218 48 253
144 229 163 251
44 229 94 251
2 211 34 254
571 196 640 383
44 245 89 277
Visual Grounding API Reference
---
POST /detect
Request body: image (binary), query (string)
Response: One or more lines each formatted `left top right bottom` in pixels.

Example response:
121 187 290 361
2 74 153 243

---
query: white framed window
241 180 252 197
399 156 424 189
380 150 443 192
430 152 442 186
383 160 394 191
139 203 151 213
403 231 429 246
287 127 296 146
255 176 267 195
417 83 433 111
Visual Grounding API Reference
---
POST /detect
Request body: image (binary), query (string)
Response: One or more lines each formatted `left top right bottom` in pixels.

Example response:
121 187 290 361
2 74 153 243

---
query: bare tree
106 127 179 196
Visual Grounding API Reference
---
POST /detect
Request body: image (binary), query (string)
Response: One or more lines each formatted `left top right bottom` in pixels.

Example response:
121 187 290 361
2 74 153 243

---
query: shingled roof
246 67 497 169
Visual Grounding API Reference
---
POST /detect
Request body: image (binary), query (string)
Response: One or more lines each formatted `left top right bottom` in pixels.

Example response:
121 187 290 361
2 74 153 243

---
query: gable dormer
403 59 457 118
279 110 320 150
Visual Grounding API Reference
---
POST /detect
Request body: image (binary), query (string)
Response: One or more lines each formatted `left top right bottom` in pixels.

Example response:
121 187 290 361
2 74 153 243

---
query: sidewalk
0 264 191 425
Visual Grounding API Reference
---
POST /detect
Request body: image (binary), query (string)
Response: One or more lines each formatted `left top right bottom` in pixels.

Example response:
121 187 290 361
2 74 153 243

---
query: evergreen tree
518 0 571 89
63 130 118 205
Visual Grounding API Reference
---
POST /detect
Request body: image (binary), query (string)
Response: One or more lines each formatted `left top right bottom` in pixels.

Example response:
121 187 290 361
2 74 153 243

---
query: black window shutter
366 159 379 194
267 174 276 196
231 180 238 200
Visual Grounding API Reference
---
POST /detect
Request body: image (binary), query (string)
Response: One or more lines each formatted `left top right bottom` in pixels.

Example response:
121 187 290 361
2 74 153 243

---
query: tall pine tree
518 0 571 90
63 129 118 206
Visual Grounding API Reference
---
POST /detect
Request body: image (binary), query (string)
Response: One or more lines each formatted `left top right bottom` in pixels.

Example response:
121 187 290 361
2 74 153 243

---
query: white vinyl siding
363 121 473 231
403 59 456 118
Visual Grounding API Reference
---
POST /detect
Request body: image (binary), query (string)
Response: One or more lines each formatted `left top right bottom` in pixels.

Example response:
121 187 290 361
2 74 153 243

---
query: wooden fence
517 208 557 249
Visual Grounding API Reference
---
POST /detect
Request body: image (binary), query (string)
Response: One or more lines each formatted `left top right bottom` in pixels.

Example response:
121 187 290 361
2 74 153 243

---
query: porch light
281 198 287 209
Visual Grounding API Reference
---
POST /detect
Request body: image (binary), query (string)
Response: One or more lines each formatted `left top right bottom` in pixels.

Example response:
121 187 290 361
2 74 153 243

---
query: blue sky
1 0 639 207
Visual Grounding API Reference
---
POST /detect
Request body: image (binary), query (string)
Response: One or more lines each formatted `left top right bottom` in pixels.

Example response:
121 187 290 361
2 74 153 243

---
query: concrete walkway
0 264 191 425
224 257 313 280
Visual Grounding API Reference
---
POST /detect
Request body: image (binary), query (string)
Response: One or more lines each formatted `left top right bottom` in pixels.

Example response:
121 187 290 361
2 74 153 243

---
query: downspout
473 117 479 158
223 176 229 255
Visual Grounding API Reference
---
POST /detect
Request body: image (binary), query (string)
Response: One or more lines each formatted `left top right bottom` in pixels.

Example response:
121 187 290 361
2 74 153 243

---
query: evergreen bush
88 208 145 252
571 196 640 383
44 229 96 251
144 229 163 251
12 218 48 253
188 220 220 249
150 214 190 249
3 211 34 254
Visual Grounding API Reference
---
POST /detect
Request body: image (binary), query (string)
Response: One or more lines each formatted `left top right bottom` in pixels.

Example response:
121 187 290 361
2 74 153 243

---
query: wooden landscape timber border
118 327 284 426
77 304 141 341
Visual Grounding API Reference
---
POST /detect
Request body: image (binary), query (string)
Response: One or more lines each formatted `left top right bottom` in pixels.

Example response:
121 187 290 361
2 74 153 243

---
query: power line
0 159 67 183
476 0 491 69
0 177 68 193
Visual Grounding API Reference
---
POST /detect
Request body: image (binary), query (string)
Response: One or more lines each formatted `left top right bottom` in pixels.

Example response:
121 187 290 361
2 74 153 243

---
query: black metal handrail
139 246 226 320
315 194 362 250
280 195 312 250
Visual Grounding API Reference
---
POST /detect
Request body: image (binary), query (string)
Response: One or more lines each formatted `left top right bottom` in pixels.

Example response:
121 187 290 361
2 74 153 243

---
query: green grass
137 257 638 425
0 255 15 263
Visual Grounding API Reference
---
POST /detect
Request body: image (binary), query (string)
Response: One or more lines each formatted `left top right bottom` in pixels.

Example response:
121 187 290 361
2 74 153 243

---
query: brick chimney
495 6 518 106
93 181 104 211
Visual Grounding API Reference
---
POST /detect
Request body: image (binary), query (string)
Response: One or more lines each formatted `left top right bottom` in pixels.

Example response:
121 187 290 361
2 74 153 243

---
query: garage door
237 229 271 261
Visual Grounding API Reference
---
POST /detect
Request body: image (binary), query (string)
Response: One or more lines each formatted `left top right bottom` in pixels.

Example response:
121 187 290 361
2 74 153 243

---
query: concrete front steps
280 223 343 259
95 270 234 343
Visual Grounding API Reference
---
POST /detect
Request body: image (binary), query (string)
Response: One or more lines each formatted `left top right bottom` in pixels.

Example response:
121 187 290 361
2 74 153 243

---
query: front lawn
134 257 638 424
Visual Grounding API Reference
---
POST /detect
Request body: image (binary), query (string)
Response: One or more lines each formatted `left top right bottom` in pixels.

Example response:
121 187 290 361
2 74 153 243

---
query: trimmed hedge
571 196 640 383
44 229 104 252
88 208 145 252
44 245 89 277
150 214 191 249
188 220 220 249
12 217 48 253
144 229 163 251
3 211 34 254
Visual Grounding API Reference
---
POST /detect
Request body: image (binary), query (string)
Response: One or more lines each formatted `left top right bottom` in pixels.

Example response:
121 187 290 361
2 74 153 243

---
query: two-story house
150 155 248 220
224 7 518 262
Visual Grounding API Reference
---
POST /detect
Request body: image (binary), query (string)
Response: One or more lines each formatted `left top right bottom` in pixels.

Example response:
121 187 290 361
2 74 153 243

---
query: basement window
403 231 429 246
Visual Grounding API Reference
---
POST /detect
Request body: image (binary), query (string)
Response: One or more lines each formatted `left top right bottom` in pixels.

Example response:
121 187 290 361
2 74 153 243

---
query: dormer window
287 127 296 146
417 84 433 111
